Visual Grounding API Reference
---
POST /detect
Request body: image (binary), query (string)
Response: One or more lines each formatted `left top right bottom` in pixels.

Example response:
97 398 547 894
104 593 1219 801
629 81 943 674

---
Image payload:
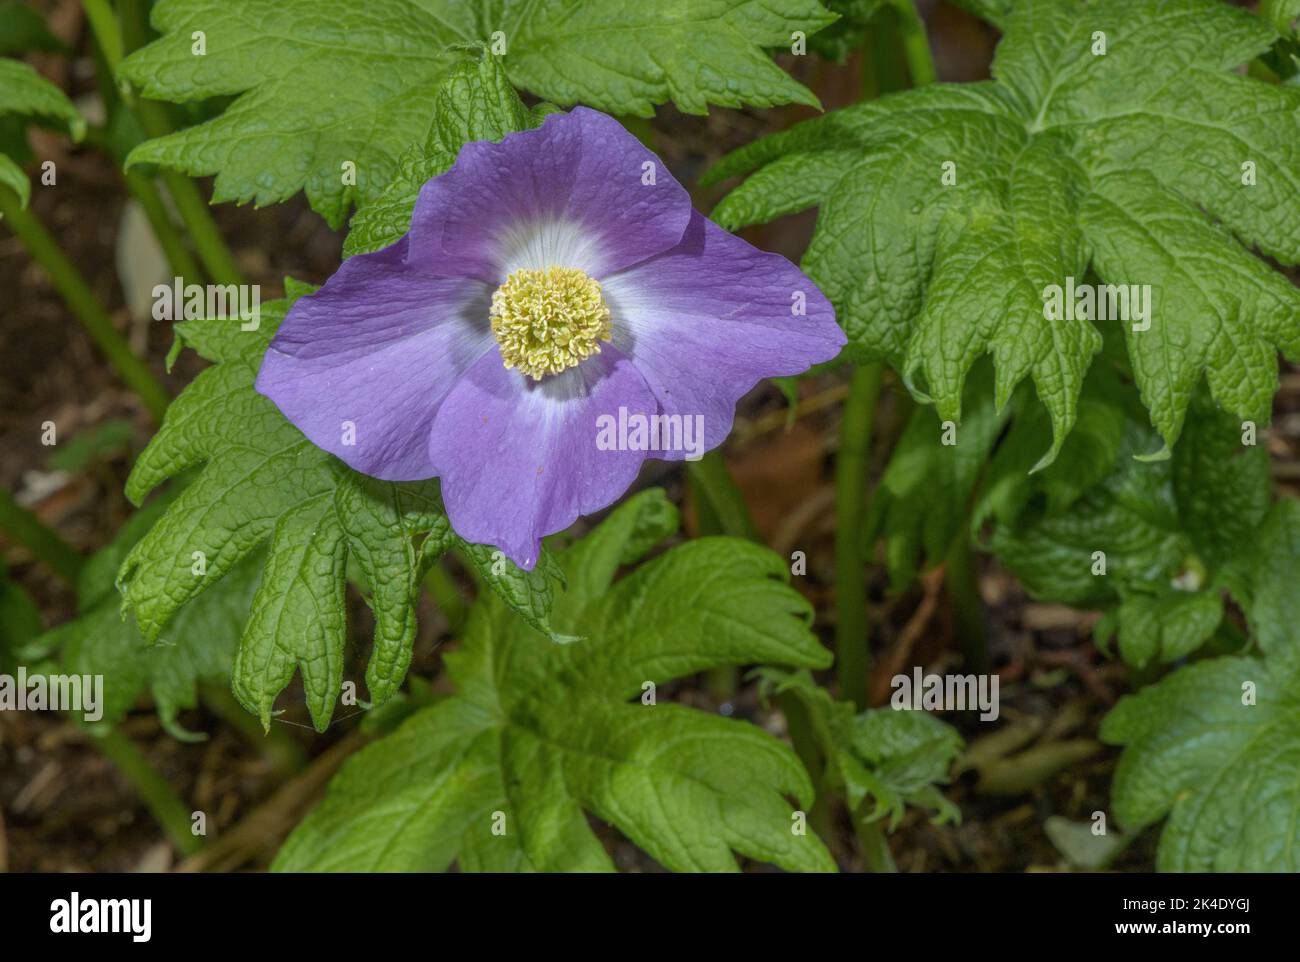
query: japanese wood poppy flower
256 108 844 569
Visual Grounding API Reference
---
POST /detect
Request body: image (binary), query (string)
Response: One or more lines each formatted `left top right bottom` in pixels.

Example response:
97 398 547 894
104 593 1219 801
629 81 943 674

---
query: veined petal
256 237 495 480
408 107 691 283
428 344 657 569
602 212 845 456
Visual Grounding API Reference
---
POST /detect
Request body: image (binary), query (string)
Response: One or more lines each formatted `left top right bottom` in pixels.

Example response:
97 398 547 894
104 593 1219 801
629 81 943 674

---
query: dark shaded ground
2 1 1297 873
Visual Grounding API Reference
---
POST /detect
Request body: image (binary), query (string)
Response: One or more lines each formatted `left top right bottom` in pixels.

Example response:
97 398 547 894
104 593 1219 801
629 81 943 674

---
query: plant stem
686 455 744 702
853 811 899 872
945 529 988 673
863 5 908 98
0 487 83 584
83 5 206 287
888 0 938 87
153 161 246 288
834 362 882 710
831 1 928 706
686 450 759 702
93 726 204 856
685 466 722 534
883 5 987 679
81 0 123 70
685 450 761 542
778 691 836 843
112 0 247 288
123 165 205 283
832 3 936 710
0 187 170 420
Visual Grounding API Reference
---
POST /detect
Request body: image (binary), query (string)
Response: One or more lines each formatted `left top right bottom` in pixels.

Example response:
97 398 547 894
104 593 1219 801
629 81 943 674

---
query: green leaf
1101 627 1300 870
1170 389 1271 571
865 361 1009 590
987 416 1185 609
1109 589 1223 669
27 502 258 739
0 2 67 56
54 555 261 740
47 418 135 472
0 57 82 209
344 53 538 256
807 0 884 62
974 362 1131 531
120 0 834 227
119 287 562 731
274 490 836 873
0 560 42 669
1239 499 1300 672
709 0 1300 460
759 668 962 829
1263 0 1300 34
987 377 1270 666
0 150 25 207
0 59 83 137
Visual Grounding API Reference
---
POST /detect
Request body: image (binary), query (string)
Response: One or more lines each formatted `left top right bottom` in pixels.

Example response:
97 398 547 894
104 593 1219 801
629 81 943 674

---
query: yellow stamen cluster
490 266 612 380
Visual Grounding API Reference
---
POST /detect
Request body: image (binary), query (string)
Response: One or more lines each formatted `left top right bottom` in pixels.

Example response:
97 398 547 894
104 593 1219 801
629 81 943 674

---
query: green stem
834 363 882 710
778 691 836 844
93 727 204 856
832 3 934 710
887 0 938 87
424 560 468 634
81 0 123 70
685 466 722 535
0 188 170 420
685 451 761 542
112 0 247 288
0 487 83 584
686 451 759 702
945 529 988 673
123 165 206 283
153 160 246 288
83 4 205 287
862 5 908 98
893 14 981 679
853 811 899 872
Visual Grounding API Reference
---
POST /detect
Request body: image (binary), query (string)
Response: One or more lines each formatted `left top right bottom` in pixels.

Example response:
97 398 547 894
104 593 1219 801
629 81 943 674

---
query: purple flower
256 108 844 569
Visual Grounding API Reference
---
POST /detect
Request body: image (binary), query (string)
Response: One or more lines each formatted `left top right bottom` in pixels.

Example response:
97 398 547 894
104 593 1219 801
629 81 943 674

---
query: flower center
490 266 612 380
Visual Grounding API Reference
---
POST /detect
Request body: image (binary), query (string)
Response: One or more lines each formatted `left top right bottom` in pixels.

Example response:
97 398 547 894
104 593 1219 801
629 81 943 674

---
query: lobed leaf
987 375 1271 666
759 668 963 829
30 501 259 739
1102 557 1300 873
119 0 834 226
119 289 563 731
275 490 837 873
710 0 1300 461
0 56 82 209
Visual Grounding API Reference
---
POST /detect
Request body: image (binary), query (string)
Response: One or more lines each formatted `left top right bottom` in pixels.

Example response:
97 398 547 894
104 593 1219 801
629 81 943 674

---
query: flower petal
256 237 495 480
409 107 691 283
428 345 657 569
602 211 846 456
